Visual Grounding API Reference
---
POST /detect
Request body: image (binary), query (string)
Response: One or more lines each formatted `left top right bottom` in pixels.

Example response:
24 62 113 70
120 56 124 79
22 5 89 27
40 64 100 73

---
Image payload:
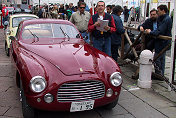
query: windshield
22 23 79 40
12 16 37 27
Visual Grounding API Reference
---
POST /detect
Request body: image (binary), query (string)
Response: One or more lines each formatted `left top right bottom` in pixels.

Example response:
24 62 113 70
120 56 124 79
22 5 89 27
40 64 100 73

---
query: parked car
6 7 15 14
10 19 122 118
5 14 38 56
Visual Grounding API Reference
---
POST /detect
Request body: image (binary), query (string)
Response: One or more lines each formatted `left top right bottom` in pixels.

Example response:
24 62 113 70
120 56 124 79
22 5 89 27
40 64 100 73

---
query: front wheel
20 80 38 118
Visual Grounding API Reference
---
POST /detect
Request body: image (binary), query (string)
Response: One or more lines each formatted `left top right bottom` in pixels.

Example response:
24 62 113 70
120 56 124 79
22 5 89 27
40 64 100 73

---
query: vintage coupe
10 19 122 118
5 14 38 56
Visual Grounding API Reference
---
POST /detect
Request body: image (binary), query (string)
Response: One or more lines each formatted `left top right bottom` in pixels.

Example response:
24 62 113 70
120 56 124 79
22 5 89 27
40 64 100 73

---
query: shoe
152 77 164 81
151 73 164 81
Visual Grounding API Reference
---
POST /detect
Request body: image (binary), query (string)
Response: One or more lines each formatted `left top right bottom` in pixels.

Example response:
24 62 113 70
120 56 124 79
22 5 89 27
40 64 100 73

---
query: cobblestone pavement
0 28 176 118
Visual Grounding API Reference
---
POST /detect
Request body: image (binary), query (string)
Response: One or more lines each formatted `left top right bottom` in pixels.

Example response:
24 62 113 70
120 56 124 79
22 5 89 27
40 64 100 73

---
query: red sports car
10 19 122 118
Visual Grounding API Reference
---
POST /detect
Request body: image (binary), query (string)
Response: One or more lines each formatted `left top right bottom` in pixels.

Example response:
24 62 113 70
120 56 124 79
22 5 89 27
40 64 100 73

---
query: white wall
32 0 123 7
16 0 21 4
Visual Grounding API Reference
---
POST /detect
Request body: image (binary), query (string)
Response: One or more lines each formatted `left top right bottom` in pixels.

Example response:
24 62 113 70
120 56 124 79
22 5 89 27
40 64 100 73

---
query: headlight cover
110 72 122 87
30 76 47 93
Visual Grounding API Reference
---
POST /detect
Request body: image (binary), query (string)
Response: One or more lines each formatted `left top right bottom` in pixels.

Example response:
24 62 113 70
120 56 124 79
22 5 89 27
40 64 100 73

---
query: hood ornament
79 68 83 72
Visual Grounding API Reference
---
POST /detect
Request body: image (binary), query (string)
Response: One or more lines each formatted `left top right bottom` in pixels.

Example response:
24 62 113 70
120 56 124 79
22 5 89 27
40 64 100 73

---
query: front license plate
70 100 94 112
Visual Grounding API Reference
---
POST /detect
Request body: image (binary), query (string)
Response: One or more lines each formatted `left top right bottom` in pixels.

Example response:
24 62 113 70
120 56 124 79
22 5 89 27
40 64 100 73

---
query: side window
16 24 22 39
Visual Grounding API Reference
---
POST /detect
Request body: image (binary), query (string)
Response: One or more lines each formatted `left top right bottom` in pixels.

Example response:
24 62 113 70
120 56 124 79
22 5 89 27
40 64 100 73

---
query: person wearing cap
88 1 116 56
69 2 91 44
38 6 44 18
111 5 125 61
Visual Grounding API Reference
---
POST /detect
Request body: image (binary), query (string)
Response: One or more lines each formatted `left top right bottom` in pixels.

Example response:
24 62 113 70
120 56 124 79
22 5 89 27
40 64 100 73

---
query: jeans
81 32 90 44
92 36 111 56
154 52 166 76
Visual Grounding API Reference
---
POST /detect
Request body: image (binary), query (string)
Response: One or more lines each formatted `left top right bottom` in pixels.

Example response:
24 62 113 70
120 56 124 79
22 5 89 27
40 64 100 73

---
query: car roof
21 19 74 26
10 14 38 18
7 7 14 8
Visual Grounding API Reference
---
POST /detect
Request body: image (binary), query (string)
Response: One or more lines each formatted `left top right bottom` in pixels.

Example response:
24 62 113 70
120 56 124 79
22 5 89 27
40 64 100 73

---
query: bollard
138 50 153 88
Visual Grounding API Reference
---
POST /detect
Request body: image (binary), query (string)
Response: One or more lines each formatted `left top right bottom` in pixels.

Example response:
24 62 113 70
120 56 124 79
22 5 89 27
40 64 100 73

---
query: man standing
138 9 158 51
111 5 125 61
70 2 91 44
146 5 172 76
78 0 90 12
123 6 129 22
2 4 8 26
88 1 116 56
106 5 112 14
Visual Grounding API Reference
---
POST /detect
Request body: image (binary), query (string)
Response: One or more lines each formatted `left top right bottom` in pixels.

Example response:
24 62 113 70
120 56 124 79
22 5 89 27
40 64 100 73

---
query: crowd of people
0 0 173 80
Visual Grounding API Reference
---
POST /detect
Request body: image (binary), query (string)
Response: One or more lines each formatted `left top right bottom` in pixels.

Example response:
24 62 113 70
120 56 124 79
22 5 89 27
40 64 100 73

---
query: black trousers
111 44 120 62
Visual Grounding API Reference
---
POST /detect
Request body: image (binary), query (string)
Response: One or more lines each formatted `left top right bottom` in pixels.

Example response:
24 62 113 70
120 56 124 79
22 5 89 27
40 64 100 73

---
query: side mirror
9 36 16 41
6 29 11 35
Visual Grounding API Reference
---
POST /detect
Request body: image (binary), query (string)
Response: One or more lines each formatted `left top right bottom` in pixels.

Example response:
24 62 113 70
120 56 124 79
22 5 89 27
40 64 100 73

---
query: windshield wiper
26 29 39 43
60 26 70 41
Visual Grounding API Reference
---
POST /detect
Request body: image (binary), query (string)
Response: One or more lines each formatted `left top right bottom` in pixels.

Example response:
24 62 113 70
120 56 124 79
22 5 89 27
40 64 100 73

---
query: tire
5 41 9 56
20 79 38 118
16 71 20 88
103 98 118 109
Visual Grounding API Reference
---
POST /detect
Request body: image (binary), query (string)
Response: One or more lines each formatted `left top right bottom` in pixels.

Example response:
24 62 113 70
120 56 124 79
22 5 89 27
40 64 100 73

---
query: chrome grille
57 80 105 102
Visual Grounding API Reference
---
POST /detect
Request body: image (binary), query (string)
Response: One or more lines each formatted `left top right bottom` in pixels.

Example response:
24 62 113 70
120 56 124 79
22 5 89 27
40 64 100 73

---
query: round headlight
110 72 122 87
30 76 47 93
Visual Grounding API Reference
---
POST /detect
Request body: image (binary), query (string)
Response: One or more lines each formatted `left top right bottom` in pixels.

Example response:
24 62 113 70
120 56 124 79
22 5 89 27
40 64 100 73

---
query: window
12 16 37 28
22 23 79 40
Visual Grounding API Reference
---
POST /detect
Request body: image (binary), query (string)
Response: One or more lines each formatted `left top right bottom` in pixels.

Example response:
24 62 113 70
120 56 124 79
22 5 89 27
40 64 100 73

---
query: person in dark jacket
146 5 172 76
111 5 125 61
123 6 129 22
88 1 116 56
37 6 43 18
106 5 112 14
138 9 158 51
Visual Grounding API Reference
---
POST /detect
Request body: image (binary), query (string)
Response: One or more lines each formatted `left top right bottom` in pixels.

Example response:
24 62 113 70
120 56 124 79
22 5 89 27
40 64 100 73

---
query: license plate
70 100 94 112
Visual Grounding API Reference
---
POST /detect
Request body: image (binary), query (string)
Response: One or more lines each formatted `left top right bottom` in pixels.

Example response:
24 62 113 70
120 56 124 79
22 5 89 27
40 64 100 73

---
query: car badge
79 68 83 72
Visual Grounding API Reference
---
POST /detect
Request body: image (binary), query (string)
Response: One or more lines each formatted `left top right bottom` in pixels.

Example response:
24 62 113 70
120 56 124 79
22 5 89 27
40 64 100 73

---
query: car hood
20 40 113 76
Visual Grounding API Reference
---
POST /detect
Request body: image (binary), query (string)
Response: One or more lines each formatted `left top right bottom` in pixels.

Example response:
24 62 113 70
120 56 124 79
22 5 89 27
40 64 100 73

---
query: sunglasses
80 7 85 9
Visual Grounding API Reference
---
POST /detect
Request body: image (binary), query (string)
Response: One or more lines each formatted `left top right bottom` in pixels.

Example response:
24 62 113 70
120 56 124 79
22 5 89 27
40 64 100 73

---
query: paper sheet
96 18 109 32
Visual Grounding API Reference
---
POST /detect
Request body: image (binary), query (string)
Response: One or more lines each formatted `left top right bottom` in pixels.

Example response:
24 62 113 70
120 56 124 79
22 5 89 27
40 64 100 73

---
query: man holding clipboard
88 1 116 56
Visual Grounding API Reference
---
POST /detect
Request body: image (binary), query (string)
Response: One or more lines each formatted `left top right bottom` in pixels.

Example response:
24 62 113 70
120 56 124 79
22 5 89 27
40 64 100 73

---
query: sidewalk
117 55 176 118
